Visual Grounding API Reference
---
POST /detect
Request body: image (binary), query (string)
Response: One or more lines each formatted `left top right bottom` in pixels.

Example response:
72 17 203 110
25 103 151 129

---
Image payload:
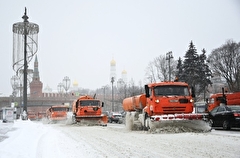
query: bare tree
145 54 176 83
207 40 240 92
154 55 168 81
145 61 157 83
127 78 142 96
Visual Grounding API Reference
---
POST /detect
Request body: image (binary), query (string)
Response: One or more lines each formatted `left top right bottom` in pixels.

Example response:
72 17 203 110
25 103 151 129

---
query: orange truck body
27 111 38 120
207 92 240 112
123 81 206 121
46 105 69 121
37 112 46 120
72 95 107 126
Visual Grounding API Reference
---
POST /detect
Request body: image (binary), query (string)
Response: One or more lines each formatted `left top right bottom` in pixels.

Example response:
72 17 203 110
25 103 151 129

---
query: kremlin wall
0 57 128 118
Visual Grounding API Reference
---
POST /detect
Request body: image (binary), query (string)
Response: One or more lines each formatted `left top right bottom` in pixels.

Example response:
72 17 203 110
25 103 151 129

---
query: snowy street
0 120 240 158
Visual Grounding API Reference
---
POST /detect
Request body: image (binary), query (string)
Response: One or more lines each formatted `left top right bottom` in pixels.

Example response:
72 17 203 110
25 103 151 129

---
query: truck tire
72 116 76 124
143 113 150 131
208 119 213 128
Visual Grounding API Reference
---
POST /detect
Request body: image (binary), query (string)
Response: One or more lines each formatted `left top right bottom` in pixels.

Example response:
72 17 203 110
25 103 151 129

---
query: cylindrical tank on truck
122 81 210 131
207 87 240 112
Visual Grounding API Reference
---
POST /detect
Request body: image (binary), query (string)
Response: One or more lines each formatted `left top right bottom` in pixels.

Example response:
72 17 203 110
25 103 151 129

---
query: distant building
29 55 43 97
209 73 227 94
117 70 128 88
43 85 52 93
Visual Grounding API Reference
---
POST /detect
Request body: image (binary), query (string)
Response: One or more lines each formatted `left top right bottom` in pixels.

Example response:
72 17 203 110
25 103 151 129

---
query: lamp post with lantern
12 8 39 112
111 77 115 112
62 76 70 101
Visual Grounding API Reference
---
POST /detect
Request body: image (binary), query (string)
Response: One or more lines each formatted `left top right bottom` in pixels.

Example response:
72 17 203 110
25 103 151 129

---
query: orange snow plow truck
123 81 210 132
72 95 107 126
207 88 240 112
46 105 69 123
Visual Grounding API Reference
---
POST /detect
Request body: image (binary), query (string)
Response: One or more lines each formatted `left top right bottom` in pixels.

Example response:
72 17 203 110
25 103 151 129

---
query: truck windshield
154 86 190 96
80 100 100 106
52 107 68 111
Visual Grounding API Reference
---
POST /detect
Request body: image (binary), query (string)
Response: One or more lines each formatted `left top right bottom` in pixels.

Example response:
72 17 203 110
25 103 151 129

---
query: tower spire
32 55 40 81
30 55 43 97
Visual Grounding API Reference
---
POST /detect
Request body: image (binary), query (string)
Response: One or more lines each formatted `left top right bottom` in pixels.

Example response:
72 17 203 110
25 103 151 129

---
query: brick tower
30 55 43 97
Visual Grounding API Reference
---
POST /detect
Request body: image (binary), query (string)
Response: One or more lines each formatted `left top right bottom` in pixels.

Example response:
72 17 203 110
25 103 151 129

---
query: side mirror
102 102 104 107
191 87 195 98
205 98 209 103
145 85 150 98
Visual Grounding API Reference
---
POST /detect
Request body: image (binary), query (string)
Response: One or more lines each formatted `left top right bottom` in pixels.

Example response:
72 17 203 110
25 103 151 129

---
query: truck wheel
72 116 76 124
223 120 231 130
208 119 213 127
143 113 150 131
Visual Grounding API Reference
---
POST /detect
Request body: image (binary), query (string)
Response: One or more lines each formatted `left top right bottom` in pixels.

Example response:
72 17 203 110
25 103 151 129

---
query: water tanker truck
207 88 240 112
123 81 210 132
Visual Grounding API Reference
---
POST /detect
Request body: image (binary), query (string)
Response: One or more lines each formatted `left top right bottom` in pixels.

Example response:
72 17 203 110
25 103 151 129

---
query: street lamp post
166 51 173 81
11 75 20 99
18 83 23 114
12 8 39 113
102 86 108 111
11 76 20 112
111 77 114 112
57 82 64 96
62 76 70 100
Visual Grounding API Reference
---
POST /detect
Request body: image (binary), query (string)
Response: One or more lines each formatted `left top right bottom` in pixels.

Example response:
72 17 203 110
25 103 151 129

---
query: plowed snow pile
125 112 211 133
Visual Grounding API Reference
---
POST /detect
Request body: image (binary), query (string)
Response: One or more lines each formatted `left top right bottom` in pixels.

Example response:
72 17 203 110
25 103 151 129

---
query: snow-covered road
0 120 240 158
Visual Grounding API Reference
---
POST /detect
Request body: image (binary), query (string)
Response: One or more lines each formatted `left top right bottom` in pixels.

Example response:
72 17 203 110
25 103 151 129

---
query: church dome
110 59 116 66
43 85 52 93
122 69 127 74
73 80 78 87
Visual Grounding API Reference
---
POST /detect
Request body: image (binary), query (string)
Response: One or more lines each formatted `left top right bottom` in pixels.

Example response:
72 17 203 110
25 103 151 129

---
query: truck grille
81 111 98 115
162 107 186 113
55 115 64 117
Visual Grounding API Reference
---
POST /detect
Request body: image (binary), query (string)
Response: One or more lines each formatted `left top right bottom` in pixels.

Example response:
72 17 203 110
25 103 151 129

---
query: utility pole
166 51 173 81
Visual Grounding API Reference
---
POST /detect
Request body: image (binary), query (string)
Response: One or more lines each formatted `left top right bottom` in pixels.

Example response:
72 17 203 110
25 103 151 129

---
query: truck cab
143 81 195 116
46 105 69 122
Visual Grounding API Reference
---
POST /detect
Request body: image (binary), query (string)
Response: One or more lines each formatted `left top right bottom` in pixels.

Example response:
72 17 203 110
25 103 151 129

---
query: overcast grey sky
1 0 240 96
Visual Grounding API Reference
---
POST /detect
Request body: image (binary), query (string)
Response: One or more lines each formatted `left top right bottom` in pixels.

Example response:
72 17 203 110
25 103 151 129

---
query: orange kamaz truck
27 111 38 121
46 105 69 123
207 88 240 111
72 95 107 126
123 81 210 131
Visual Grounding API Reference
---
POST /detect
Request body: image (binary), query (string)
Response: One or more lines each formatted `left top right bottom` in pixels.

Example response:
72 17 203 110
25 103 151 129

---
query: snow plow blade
46 117 68 124
147 114 211 133
75 115 107 126
149 119 211 133
125 112 211 133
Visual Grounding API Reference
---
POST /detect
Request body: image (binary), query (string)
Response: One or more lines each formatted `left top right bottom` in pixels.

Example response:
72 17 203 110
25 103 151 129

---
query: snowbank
1 119 240 158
